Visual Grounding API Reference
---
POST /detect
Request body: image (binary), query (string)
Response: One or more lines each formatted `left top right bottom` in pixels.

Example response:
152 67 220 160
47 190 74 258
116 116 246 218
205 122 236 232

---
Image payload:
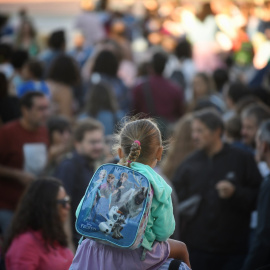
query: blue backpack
75 163 153 249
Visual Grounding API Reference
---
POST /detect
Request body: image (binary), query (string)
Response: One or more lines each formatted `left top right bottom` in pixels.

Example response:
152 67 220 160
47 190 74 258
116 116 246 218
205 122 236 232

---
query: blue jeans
189 249 246 270
0 209 14 237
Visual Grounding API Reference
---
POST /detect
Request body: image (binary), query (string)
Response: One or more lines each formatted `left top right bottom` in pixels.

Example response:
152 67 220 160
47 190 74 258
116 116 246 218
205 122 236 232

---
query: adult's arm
221 153 262 214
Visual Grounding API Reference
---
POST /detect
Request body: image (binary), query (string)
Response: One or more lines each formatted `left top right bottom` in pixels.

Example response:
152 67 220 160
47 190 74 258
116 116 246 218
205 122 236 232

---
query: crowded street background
0 0 270 269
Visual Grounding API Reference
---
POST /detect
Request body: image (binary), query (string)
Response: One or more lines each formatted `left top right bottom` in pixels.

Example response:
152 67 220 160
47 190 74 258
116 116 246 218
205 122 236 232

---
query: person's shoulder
225 143 254 159
13 230 40 246
0 120 20 133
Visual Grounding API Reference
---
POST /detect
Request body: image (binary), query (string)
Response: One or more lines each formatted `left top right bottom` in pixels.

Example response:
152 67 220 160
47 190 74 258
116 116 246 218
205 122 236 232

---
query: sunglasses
57 196 71 208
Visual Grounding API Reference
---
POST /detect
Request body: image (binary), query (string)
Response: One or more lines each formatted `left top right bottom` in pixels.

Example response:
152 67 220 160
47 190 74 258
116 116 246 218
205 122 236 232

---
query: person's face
120 174 128 182
99 170 106 179
76 130 105 160
241 116 258 146
21 65 32 81
192 119 217 150
52 129 71 145
193 75 209 100
23 96 50 128
255 131 266 162
107 174 115 184
56 186 70 223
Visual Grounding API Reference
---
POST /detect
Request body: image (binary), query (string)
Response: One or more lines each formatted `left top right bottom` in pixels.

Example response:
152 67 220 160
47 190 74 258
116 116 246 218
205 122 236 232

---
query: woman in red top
3 178 73 270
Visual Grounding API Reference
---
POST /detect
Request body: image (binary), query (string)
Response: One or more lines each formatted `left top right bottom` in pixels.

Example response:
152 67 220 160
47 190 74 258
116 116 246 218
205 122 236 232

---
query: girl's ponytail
125 141 141 167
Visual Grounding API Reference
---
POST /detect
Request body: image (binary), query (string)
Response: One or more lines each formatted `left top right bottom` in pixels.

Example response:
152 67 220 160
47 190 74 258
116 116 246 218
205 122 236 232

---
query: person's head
48 30 66 51
11 49 29 71
114 118 163 168
120 172 128 182
192 73 215 101
241 104 270 147
20 92 50 128
3 178 70 254
256 120 270 163
74 119 105 160
47 54 80 86
86 82 118 116
21 59 44 81
213 68 229 92
224 82 249 110
192 109 224 152
107 174 115 184
99 169 107 179
0 72 8 99
224 115 242 143
174 39 192 60
150 51 168 76
161 113 196 180
92 49 119 77
47 116 71 145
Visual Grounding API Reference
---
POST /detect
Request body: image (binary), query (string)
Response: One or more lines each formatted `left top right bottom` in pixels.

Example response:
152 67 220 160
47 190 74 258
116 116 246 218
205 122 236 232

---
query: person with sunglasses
2 178 73 270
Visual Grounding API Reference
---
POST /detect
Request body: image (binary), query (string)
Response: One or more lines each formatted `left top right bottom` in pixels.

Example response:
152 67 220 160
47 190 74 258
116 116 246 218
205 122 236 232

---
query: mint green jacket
131 162 175 250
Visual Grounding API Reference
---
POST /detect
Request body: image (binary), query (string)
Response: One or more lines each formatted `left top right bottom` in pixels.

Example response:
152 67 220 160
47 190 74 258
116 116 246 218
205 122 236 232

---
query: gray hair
258 120 270 145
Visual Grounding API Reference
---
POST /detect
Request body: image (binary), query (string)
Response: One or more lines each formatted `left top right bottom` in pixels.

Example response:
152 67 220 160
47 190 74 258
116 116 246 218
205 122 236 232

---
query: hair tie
134 140 141 146
127 160 132 164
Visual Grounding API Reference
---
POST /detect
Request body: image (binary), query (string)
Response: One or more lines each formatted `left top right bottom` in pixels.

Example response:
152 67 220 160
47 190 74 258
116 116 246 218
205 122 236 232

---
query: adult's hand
216 180 236 199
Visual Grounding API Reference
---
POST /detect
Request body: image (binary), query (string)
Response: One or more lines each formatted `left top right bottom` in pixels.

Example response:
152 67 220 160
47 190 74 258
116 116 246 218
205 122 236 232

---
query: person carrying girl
70 118 191 270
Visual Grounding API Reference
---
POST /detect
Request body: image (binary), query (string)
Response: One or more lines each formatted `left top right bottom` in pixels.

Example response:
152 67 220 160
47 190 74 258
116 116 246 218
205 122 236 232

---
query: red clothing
5 230 73 270
0 120 49 210
132 75 184 122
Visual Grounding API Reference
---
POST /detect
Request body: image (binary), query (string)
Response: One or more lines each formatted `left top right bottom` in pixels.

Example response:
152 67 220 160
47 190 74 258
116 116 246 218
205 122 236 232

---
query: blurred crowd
1 0 270 269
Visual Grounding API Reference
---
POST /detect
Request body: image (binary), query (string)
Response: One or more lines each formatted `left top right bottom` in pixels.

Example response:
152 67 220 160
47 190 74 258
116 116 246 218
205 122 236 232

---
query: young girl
70 119 191 270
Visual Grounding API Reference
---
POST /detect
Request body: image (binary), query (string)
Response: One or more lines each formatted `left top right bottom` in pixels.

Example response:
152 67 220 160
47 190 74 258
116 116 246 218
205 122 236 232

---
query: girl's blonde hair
113 118 162 167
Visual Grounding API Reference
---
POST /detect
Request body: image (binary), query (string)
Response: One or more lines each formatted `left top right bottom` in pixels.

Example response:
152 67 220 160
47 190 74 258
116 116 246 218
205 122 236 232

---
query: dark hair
11 49 29 70
225 115 242 140
242 103 270 126
151 51 168 76
74 119 103 142
47 54 80 86
48 30 66 50
193 109 224 133
235 95 261 115
114 118 162 167
175 39 192 59
86 82 118 116
213 68 229 91
3 178 68 254
92 50 119 77
20 91 45 109
25 59 44 79
47 116 71 143
0 72 8 99
0 43 13 63
227 82 249 104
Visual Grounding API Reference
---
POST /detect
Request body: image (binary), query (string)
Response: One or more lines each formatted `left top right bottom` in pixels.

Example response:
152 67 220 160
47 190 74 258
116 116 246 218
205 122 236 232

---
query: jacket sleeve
242 183 270 270
6 233 39 270
224 153 262 214
151 196 175 241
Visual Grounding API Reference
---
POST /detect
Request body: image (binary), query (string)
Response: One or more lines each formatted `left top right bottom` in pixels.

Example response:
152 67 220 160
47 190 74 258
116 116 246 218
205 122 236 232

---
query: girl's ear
118 148 124 159
156 146 163 161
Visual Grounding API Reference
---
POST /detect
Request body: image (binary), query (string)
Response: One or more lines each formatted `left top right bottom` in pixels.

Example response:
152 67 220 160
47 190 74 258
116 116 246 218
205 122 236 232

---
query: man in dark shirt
242 120 270 270
54 118 105 245
173 109 262 270
0 92 49 236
